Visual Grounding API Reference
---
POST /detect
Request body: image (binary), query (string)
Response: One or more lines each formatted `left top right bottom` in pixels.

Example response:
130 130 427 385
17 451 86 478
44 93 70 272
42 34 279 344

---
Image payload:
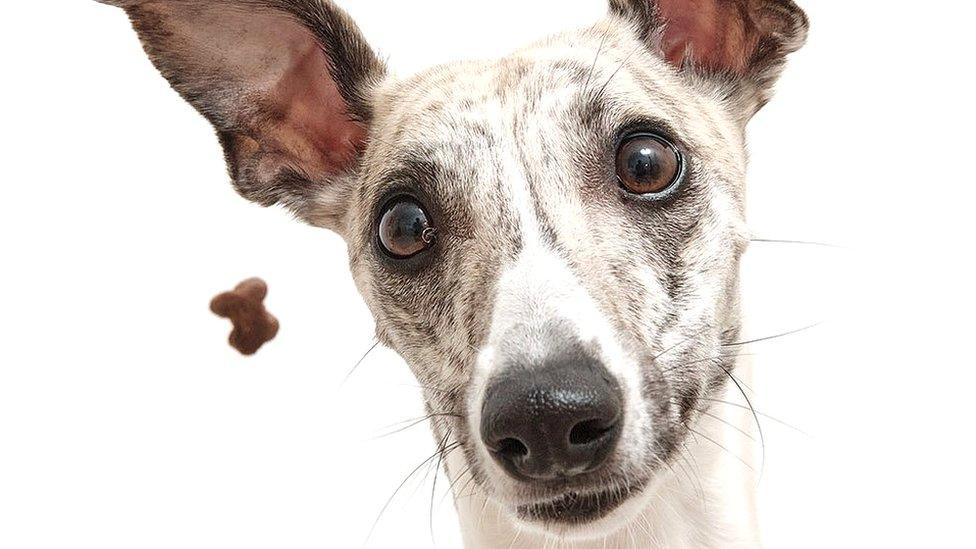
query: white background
1 1 974 547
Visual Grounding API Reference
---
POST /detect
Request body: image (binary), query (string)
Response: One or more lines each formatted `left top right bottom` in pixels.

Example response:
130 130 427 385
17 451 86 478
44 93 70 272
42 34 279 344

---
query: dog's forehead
367 25 742 183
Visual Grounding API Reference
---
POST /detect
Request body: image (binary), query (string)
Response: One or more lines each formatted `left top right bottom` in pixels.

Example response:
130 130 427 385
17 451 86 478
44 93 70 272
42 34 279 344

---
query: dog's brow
574 85 687 133
383 157 440 189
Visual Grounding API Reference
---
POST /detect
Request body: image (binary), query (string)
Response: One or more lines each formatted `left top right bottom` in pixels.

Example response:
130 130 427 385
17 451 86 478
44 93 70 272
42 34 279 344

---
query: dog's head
108 0 807 538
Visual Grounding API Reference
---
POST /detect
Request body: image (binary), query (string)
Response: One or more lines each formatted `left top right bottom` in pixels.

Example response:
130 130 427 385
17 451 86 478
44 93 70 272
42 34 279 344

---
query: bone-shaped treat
210 278 279 356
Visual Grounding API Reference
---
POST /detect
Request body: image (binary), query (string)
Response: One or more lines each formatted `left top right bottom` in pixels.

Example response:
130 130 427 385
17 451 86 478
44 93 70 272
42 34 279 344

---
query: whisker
342 339 380 385
707 355 757 394
694 359 764 480
453 470 483 501
382 412 463 429
675 451 706 503
698 408 755 441
373 412 463 439
659 351 758 397
651 440 702 503
668 390 806 434
440 463 474 505
415 437 454 499
429 440 454 545
363 433 459 547
400 383 455 395
657 350 750 376
595 42 645 99
750 237 844 249
507 525 524 549
680 441 708 506
583 27 612 93
686 426 755 473
699 397 808 435
723 322 822 348
650 327 712 364
626 521 639 548
475 495 490 530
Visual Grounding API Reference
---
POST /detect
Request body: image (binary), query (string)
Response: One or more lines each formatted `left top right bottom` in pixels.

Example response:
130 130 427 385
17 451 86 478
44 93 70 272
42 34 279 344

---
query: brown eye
615 134 683 195
378 198 435 258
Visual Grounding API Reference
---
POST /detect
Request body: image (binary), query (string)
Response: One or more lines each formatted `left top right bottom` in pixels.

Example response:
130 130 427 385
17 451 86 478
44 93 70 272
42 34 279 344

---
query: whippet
98 0 808 546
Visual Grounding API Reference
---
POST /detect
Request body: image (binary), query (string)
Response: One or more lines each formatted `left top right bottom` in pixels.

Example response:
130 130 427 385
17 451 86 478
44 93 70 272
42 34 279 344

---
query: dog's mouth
514 481 645 525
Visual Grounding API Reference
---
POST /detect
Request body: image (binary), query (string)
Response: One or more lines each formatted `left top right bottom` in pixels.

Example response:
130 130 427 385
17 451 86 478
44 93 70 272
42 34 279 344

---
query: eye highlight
377 197 436 259
615 133 683 196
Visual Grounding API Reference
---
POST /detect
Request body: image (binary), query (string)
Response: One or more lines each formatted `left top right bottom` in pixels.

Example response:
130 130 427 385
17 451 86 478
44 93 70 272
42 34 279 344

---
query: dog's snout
480 344 622 482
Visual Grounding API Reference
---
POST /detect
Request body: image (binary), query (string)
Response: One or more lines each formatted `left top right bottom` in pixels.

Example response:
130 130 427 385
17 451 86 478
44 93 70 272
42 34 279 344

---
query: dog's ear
101 0 385 231
609 0 808 117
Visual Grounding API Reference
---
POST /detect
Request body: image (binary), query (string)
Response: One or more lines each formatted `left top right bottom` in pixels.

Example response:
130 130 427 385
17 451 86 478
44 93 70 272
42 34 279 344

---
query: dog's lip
514 481 643 524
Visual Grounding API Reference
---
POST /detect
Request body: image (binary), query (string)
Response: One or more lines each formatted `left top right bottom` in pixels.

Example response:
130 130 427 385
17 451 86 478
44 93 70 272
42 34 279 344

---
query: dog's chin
504 479 652 540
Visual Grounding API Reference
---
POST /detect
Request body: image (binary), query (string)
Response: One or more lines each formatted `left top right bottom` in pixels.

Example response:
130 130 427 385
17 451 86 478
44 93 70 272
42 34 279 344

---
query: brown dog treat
210 278 279 356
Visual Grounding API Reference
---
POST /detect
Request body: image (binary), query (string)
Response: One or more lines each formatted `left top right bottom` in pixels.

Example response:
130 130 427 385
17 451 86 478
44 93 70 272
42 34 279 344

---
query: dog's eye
615 134 683 196
378 198 435 259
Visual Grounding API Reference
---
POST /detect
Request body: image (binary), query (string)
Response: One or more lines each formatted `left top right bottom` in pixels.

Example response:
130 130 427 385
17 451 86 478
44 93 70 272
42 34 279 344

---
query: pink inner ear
150 4 367 181
269 33 366 179
656 0 760 74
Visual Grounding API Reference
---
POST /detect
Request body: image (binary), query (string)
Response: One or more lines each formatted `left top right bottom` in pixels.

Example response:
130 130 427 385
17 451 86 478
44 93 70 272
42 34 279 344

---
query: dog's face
109 0 806 538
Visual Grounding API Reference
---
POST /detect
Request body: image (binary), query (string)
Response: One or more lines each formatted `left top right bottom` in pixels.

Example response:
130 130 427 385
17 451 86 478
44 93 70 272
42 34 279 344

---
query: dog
98 0 808 546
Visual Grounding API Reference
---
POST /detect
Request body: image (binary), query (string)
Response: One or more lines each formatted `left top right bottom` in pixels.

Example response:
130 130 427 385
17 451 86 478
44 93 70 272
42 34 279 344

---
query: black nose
480 344 623 482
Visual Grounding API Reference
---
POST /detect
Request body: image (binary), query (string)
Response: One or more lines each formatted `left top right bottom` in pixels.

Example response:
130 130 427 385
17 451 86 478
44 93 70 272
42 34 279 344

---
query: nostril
495 437 529 460
480 335 625 481
569 418 616 446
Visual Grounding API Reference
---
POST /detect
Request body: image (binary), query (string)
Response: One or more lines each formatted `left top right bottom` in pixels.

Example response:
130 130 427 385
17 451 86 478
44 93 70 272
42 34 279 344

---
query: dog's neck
449 361 761 549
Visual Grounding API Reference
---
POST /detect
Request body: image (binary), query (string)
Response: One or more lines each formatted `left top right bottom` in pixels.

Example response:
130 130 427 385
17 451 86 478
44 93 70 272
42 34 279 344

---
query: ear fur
610 0 808 116
100 0 386 230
